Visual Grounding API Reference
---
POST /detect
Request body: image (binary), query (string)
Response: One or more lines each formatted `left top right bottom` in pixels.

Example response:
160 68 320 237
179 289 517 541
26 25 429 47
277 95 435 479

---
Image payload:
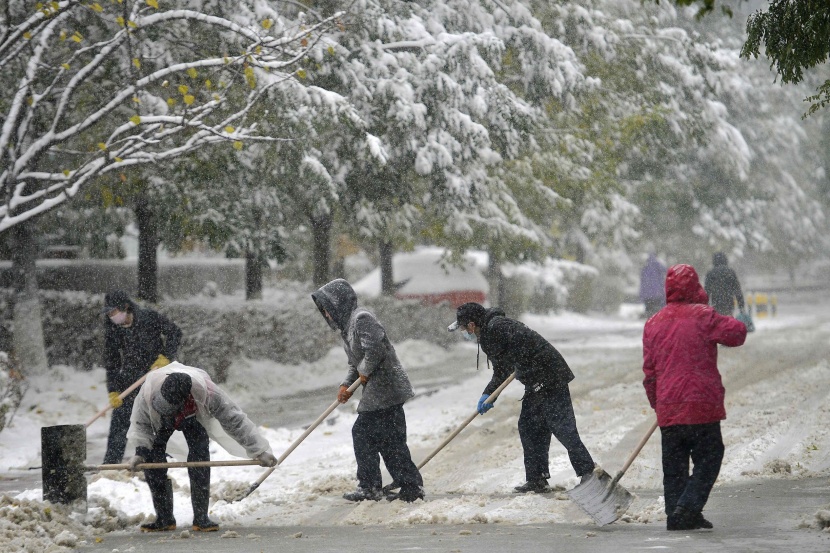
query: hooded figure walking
704 252 745 316
127 363 277 532
448 302 597 493
643 264 747 531
311 279 425 502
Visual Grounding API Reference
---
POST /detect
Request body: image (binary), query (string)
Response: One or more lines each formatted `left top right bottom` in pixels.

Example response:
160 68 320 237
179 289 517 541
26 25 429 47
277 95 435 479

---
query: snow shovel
567 418 659 526
382 373 516 494
85 367 161 428
234 378 363 502
89 459 262 471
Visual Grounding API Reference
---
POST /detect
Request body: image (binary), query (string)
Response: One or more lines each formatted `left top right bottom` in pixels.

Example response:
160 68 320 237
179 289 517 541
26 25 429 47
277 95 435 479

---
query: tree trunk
245 250 264 300
379 240 394 296
10 220 49 376
311 214 332 288
488 250 506 308
135 191 158 303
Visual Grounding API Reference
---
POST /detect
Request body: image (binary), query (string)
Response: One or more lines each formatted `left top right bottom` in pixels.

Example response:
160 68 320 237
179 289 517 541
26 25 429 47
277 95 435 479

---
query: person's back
644 264 747 426
704 253 744 316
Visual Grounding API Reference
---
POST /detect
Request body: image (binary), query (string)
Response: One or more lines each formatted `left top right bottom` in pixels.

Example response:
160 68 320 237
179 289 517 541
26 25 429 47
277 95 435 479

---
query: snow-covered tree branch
0 0 342 232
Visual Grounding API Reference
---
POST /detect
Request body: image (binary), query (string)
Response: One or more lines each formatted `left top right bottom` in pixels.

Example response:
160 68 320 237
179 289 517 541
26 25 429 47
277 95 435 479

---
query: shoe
513 479 551 494
694 512 714 529
140 518 176 532
387 486 425 503
343 487 383 502
667 506 711 531
192 518 219 532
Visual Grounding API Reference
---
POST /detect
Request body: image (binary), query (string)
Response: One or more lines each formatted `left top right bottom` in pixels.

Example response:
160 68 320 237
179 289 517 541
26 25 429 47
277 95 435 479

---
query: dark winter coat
311 279 414 413
103 301 182 393
479 308 575 397
639 254 667 303
643 264 747 427
704 253 745 315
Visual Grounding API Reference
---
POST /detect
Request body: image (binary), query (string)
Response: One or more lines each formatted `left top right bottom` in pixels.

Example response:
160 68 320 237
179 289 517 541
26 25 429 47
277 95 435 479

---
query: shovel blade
567 468 633 526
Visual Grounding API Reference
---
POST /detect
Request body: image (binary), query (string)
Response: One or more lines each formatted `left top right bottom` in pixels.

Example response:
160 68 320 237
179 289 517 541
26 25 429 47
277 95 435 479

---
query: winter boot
513 478 551 494
141 479 176 532
386 485 425 503
667 506 707 531
343 487 383 502
190 468 219 532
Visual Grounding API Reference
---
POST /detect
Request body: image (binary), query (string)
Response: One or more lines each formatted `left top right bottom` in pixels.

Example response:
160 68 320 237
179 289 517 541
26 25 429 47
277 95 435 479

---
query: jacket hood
483 307 506 326
311 279 358 332
712 252 728 266
665 264 708 304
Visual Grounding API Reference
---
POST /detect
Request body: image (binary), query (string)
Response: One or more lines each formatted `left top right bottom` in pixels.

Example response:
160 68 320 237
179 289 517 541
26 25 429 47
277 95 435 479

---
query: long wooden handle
416 373 516 470
618 419 659 477
85 368 159 428
240 379 363 499
89 459 261 471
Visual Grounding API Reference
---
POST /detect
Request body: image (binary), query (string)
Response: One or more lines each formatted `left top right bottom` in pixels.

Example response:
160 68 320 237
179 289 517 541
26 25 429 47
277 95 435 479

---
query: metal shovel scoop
567 419 658 526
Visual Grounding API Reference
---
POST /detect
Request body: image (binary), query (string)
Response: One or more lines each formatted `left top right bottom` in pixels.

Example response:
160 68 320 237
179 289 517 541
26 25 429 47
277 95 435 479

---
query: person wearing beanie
448 302 597 494
127 363 277 532
311 278 424 503
101 289 182 464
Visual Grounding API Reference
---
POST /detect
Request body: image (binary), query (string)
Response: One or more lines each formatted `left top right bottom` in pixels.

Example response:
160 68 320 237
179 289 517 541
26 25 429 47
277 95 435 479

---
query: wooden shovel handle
416 372 516 470
89 459 261 471
85 367 161 428
618 419 659 476
242 378 363 498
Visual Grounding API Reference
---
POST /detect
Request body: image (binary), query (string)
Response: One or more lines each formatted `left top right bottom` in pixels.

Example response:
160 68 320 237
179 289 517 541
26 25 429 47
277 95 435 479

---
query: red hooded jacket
642 264 747 427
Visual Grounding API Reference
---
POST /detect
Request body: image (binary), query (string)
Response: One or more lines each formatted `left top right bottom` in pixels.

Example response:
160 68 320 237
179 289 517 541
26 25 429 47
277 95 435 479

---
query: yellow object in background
150 354 171 370
754 292 770 318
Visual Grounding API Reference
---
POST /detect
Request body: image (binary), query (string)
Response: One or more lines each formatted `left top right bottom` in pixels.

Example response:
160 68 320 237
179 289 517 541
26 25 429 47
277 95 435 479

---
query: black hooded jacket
103 301 182 393
312 279 414 413
704 253 745 315
479 308 575 396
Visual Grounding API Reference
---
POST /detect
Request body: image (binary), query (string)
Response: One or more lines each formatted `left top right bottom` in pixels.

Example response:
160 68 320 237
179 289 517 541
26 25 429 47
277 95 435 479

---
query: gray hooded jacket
312 279 414 413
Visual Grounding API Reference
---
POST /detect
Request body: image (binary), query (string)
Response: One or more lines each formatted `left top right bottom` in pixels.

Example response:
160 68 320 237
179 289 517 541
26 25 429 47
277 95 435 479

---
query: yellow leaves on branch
97 142 107 151
187 67 198 79
244 66 256 89
261 18 273 30
178 84 189 94
296 69 307 80
147 0 159 8
90 3 103 13
72 32 83 43
130 115 141 125
132 58 141 69
224 126 235 133
183 94 195 105
233 141 243 150
167 98 176 106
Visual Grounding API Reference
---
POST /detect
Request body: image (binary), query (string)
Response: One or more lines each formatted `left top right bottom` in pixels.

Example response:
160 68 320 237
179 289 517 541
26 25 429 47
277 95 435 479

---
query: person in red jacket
642 264 747 531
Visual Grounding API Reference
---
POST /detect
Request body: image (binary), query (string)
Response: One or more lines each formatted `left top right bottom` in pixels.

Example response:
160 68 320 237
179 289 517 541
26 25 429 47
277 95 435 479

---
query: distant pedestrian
312 278 425 503
640 253 667 318
643 264 747 531
449 302 597 493
128 363 276 532
704 253 745 316
102 290 182 464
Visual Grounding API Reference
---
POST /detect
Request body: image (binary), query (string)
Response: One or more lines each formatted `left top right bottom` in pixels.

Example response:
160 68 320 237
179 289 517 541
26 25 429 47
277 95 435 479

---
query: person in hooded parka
311 278 425 503
127 363 277 532
643 264 747 531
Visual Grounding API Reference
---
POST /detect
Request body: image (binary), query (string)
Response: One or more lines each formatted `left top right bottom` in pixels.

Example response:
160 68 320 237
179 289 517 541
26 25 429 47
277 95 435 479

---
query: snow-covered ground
1 290 829 550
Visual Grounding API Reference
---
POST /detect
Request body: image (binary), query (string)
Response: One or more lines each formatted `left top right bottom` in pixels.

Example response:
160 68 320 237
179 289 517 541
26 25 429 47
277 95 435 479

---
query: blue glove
477 394 495 414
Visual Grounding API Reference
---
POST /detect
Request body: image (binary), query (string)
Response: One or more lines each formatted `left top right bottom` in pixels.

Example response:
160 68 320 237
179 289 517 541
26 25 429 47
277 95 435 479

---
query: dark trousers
518 384 595 481
661 422 724 514
103 390 138 464
144 417 211 521
352 403 423 492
